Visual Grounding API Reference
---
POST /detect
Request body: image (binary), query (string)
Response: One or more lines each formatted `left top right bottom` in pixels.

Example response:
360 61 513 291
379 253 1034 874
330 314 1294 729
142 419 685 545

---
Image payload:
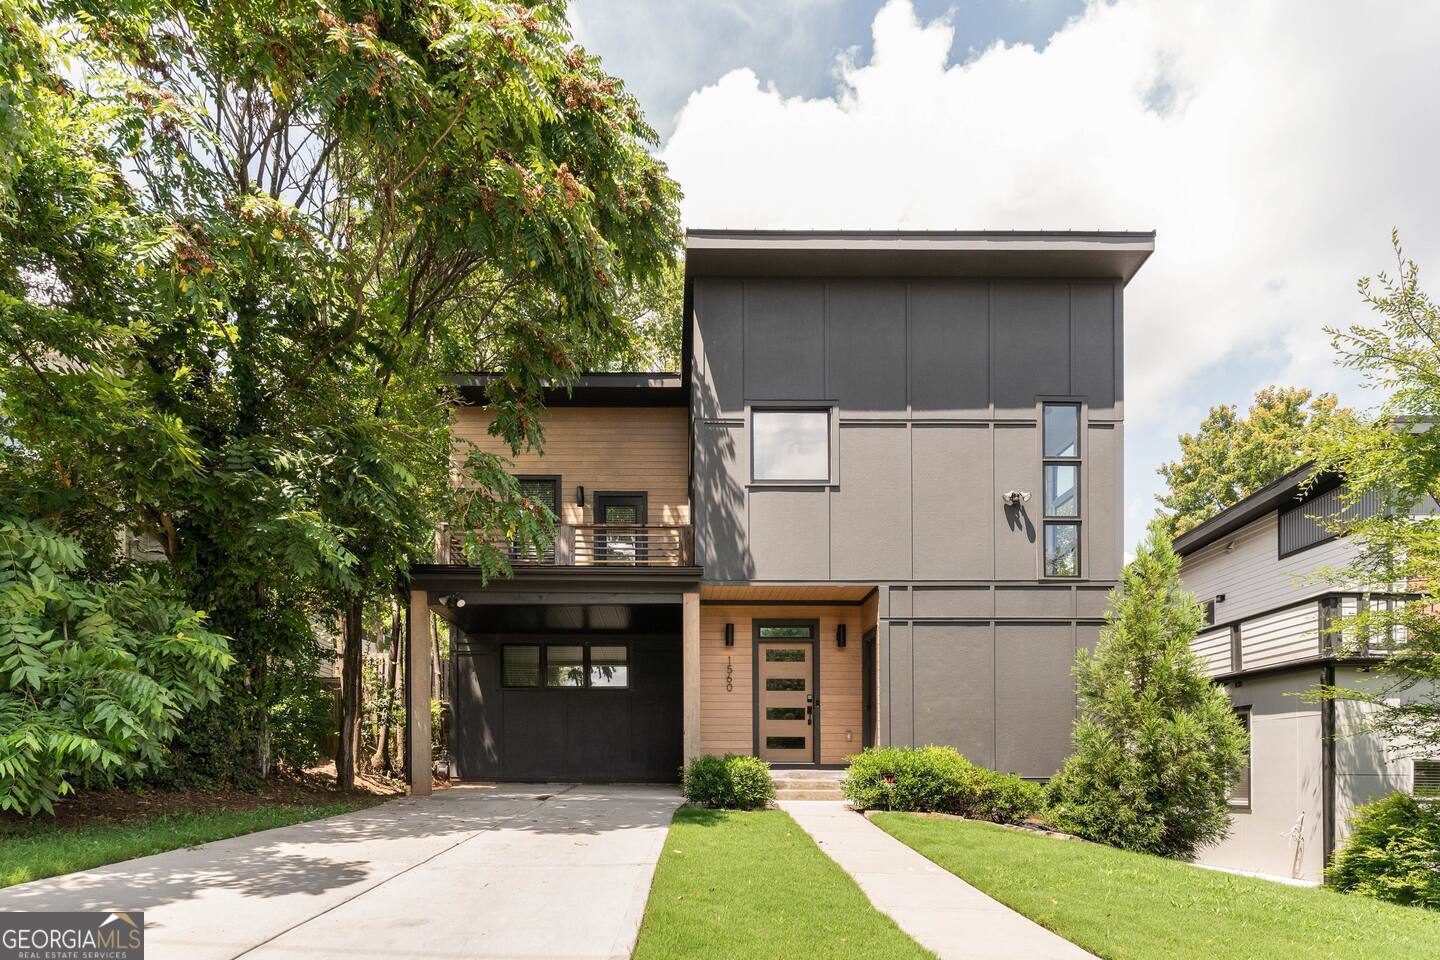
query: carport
405 566 702 791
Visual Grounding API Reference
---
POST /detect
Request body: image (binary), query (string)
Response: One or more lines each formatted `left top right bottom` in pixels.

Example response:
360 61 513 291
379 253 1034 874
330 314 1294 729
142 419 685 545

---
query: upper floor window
752 409 830 482
1042 403 1082 577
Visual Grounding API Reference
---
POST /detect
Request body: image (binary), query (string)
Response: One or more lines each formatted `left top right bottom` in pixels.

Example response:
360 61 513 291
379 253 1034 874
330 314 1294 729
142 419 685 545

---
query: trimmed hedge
841 745 1042 824
1329 791 1440 909
682 753 776 810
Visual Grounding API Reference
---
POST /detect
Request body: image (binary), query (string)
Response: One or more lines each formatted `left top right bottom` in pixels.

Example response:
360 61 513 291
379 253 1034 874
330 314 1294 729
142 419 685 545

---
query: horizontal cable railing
436 523 693 568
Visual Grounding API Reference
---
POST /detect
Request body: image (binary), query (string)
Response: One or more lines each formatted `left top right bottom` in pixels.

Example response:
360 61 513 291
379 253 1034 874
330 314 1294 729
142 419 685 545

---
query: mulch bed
1 766 406 833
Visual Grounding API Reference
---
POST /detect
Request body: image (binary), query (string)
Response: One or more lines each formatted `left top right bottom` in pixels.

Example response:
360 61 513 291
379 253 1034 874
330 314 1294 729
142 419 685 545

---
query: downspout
1321 662 1336 874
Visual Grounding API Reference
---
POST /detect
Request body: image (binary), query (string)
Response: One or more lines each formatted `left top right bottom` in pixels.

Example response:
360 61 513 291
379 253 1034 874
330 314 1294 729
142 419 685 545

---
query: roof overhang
685 229 1156 285
451 372 685 407
1171 463 1328 557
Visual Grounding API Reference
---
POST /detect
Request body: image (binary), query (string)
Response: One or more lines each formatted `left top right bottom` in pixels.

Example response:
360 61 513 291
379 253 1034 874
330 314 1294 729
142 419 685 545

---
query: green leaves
0 513 232 815
1046 531 1249 858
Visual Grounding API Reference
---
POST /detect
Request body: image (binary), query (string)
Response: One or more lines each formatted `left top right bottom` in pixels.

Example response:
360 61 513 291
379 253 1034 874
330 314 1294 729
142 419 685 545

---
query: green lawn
873 813 1440 960
1 802 366 889
634 808 934 960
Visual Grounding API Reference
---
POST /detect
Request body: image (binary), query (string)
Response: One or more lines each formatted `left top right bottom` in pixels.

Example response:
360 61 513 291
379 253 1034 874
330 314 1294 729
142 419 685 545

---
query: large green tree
0 0 680 791
1046 531 1248 858
1153 386 1354 541
1312 235 1440 756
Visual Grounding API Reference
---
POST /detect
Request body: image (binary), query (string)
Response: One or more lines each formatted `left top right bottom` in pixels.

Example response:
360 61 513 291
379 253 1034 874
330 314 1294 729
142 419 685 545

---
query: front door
594 492 647 562
756 622 819 764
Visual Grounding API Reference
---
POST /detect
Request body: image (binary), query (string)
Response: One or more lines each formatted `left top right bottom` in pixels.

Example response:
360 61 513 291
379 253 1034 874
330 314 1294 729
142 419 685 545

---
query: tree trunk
371 601 402 775
336 598 364 791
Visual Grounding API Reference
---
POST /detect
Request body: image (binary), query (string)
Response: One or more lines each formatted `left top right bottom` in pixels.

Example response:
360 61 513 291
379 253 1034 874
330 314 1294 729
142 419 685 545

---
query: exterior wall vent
1278 484 1380 557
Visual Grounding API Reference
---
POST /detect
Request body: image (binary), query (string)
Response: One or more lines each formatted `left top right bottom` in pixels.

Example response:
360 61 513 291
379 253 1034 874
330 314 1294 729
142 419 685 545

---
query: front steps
773 769 846 801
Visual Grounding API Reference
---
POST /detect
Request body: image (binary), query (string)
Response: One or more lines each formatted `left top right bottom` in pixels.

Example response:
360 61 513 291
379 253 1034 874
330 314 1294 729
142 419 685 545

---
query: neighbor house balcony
436 522 694 568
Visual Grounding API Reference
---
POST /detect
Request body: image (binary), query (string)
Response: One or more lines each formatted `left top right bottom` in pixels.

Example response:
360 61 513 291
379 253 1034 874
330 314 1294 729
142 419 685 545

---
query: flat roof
685 229 1156 284
452 372 685 407
1171 463 1323 557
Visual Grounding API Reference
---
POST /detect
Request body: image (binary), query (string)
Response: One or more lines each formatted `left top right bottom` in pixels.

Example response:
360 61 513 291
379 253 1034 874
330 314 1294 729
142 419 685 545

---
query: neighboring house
400 229 1153 794
1175 465 1439 884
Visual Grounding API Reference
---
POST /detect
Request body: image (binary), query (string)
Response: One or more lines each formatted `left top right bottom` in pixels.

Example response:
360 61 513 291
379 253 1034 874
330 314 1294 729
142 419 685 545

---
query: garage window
502 643 630 689
502 645 540 687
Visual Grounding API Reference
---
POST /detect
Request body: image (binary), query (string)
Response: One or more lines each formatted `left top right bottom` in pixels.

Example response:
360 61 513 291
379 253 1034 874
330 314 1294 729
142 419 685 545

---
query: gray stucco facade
687 231 1150 778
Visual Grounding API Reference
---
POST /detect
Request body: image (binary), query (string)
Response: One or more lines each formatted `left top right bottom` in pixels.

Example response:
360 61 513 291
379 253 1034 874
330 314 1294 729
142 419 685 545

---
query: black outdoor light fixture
576 485 586 508
724 623 735 647
836 624 847 648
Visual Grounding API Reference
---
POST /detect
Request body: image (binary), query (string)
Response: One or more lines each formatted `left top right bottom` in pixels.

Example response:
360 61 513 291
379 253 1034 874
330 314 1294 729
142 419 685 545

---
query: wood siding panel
699 603 867 764
451 406 689 525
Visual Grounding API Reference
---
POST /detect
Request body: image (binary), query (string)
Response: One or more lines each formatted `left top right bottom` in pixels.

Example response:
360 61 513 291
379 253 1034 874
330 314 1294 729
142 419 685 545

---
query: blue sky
572 0 1440 555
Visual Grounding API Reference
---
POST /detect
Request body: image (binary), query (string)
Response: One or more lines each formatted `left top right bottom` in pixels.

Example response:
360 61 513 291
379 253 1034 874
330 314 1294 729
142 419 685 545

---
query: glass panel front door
758 642 814 762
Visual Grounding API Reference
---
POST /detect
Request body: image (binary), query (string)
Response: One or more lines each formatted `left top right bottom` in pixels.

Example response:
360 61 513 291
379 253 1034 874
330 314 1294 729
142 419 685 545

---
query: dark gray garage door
451 633 682 781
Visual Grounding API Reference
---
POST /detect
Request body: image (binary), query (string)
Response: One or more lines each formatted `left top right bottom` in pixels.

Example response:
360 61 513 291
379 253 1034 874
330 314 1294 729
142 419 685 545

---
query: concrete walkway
0 784 680 960
781 801 1096 960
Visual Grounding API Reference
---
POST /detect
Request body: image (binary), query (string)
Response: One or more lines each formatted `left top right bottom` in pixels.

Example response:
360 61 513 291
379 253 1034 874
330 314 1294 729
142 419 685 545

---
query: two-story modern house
1176 465 1438 884
400 229 1153 794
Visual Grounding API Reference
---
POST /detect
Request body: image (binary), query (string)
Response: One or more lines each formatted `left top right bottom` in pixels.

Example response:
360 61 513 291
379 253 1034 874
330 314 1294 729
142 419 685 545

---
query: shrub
975 771 1045 824
0 514 233 814
1329 791 1440 909
682 753 775 809
842 745 1041 824
1044 531 1247 858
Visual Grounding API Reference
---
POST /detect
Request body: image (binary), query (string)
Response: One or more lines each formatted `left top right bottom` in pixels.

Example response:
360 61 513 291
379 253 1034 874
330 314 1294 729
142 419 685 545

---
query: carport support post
683 588 701 761
407 589 433 797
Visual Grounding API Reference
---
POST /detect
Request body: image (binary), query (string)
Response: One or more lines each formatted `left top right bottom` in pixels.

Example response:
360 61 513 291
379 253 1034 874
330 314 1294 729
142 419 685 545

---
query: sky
571 0 1440 555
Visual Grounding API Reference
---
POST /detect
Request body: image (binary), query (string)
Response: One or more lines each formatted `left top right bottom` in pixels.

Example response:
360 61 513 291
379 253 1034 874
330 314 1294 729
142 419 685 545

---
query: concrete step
774 788 845 801
772 769 846 782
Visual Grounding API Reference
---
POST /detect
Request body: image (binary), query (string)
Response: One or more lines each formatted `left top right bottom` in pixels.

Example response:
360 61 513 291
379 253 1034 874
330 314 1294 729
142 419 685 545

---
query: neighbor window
1042 403 1082 577
502 645 540 687
1230 707 1252 810
1414 759 1440 800
752 409 830 482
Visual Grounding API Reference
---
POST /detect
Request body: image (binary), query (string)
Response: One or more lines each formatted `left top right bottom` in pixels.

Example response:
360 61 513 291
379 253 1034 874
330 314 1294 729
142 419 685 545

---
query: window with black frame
1042 403 1081 577
1229 706 1252 810
501 642 630 689
512 476 559 563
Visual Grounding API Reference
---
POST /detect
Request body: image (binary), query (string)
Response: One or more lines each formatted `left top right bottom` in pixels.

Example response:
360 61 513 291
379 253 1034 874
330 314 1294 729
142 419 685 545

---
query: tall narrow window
1230 707 1252 811
513 476 559 563
1042 403 1082 577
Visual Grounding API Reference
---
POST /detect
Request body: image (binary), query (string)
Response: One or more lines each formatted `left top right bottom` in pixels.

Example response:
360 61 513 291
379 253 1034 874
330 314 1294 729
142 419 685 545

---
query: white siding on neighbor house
1240 603 1322 669
1198 669 1328 884
1180 510 1358 625
1193 627 1233 677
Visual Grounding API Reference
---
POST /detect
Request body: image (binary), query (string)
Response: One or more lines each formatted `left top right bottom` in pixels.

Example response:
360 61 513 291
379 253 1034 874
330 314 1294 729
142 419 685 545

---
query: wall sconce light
836 624 847 648
724 623 735 647
576 485 586 508
1215 593 1226 603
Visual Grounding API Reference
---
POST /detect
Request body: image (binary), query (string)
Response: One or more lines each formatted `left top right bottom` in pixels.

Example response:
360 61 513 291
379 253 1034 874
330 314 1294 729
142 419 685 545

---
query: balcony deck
436 523 694 568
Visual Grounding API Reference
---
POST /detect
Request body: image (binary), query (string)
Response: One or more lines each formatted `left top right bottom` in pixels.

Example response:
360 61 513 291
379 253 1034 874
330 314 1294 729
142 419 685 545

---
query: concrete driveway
0 784 680 960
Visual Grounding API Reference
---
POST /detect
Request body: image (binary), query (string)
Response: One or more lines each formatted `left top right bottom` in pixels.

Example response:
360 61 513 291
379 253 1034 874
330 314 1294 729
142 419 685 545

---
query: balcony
436 522 694 568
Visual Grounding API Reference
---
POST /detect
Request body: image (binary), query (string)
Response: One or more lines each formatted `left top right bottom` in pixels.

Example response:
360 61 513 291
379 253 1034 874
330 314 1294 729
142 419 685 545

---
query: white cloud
661 0 1440 434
